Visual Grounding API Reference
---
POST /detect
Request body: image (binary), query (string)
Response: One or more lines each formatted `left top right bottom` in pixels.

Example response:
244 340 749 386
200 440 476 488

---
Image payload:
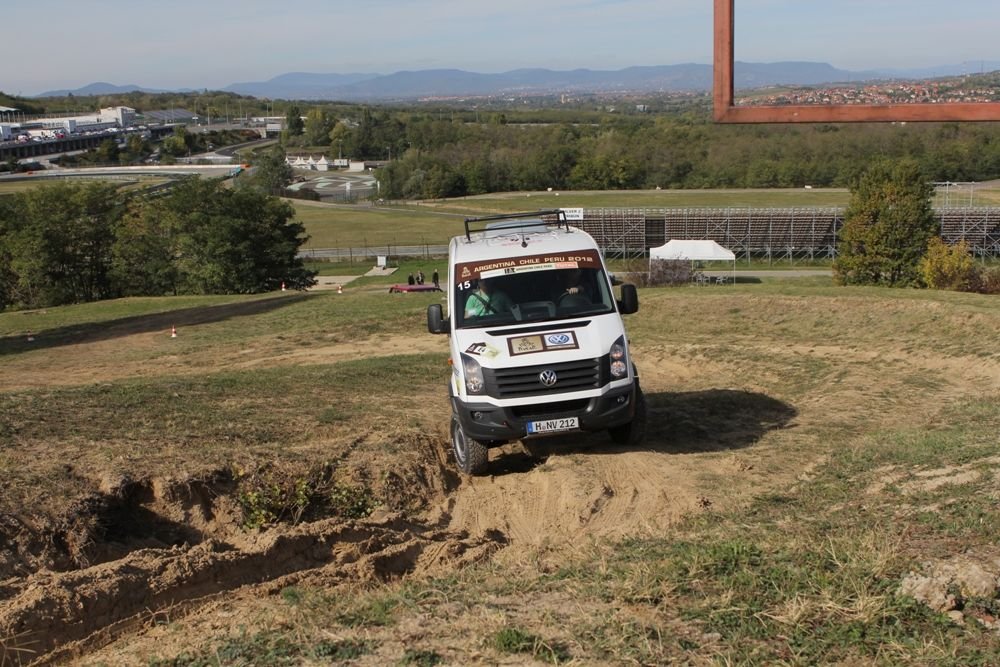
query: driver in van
556 268 590 302
464 277 513 318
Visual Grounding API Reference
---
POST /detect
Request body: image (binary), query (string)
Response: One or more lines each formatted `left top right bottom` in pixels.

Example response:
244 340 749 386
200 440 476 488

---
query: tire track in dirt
1 515 500 662
0 441 500 664
0 500 502 664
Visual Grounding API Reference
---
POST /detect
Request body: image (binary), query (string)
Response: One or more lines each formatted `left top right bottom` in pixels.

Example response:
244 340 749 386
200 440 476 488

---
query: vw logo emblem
539 369 558 387
547 334 570 345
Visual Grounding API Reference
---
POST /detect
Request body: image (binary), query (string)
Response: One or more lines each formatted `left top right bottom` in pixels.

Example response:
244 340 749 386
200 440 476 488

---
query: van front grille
484 356 606 399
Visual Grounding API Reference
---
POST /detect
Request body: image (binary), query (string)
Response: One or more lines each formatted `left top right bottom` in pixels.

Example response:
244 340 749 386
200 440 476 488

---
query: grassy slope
3 277 999 663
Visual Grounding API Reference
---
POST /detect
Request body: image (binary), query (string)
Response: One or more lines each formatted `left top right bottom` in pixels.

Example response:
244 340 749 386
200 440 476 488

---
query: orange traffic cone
170 326 177 338
281 281 286 292
337 284 343 294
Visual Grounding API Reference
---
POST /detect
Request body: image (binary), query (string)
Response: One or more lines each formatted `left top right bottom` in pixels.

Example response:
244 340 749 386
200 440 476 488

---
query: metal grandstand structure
574 207 1000 261
575 208 648 259
939 207 1000 259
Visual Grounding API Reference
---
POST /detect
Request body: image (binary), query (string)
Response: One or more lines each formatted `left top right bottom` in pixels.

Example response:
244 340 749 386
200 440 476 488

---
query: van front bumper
452 383 638 444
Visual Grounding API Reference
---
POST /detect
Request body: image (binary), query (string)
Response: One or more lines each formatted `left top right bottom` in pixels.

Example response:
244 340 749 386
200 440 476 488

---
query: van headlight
461 353 486 394
610 336 628 379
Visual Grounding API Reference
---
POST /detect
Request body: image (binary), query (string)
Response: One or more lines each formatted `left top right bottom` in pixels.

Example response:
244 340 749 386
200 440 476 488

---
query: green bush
235 463 376 530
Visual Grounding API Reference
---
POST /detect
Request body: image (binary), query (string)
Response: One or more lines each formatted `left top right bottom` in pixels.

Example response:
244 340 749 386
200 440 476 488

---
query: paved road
0 164 240 182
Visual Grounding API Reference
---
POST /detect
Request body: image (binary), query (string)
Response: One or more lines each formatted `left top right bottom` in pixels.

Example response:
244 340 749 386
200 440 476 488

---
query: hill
35 60 990 101
1 276 999 663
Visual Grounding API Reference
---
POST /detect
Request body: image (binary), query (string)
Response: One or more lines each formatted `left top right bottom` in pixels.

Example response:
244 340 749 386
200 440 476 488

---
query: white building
36 106 137 134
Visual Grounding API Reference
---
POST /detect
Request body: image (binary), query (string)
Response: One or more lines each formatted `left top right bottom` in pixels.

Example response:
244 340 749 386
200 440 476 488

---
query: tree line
278 107 1000 199
0 178 314 311
13 89 1000 198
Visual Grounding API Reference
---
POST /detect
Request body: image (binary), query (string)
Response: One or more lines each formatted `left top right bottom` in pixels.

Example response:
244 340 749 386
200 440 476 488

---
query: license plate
526 417 579 434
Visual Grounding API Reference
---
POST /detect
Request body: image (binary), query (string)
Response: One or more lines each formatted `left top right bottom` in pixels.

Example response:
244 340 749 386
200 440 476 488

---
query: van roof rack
463 209 568 241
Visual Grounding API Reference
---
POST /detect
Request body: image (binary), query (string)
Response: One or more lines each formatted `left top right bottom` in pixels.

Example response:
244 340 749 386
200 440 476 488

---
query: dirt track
2 290 1000 663
1 338 798 662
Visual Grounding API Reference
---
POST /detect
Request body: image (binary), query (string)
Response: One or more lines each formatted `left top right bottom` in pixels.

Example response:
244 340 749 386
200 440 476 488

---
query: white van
427 210 645 474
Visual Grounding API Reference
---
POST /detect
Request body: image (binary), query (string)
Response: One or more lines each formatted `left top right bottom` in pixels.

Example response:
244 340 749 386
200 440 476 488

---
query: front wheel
451 415 489 475
608 386 647 446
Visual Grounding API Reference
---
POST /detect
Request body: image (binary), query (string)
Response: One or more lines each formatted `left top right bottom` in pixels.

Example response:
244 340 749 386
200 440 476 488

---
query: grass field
2 275 999 664
293 189 857 248
293 183 1000 248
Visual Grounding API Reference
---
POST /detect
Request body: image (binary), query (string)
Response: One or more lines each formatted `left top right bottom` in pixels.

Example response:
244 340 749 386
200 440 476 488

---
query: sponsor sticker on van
508 331 578 356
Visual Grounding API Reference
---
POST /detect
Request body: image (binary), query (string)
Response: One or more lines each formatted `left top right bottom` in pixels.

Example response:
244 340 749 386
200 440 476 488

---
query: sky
4 0 998 96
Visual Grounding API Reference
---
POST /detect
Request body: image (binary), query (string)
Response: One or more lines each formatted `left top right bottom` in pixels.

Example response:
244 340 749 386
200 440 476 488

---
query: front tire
608 386 647 446
452 415 489 475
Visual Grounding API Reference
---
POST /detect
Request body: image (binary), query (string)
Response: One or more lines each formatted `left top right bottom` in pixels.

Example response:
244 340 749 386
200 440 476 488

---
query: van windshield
455 265 616 329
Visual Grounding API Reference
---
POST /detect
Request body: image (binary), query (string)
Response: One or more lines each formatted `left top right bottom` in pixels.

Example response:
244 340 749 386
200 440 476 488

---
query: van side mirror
618 284 639 315
427 304 449 334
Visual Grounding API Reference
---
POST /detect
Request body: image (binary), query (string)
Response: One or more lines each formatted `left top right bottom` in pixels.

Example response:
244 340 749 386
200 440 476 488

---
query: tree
161 126 191 157
285 105 304 137
247 146 293 192
94 138 120 163
329 122 351 158
122 133 149 163
833 158 938 287
303 108 333 146
0 197 16 310
352 107 377 159
111 202 180 296
3 182 125 307
161 179 315 293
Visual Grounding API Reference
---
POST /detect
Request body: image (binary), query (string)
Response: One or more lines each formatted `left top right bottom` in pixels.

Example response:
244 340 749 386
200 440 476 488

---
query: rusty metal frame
713 0 1000 122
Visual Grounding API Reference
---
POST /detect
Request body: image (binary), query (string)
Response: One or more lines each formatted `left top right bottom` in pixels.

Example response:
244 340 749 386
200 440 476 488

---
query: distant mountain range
36 61 1000 101
39 81 195 97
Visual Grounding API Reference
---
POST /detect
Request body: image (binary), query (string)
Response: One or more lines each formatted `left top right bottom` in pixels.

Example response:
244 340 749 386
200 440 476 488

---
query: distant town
739 79 1000 107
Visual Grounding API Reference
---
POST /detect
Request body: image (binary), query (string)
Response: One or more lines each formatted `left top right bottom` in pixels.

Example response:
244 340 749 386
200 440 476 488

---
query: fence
299 207 1000 261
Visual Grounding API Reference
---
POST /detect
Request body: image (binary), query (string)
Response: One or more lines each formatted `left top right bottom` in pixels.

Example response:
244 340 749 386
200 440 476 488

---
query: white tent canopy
649 240 736 283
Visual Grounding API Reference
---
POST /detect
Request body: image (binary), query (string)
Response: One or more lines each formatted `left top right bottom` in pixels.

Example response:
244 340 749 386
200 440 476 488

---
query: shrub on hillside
919 238 978 292
977 266 1000 295
622 258 695 287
